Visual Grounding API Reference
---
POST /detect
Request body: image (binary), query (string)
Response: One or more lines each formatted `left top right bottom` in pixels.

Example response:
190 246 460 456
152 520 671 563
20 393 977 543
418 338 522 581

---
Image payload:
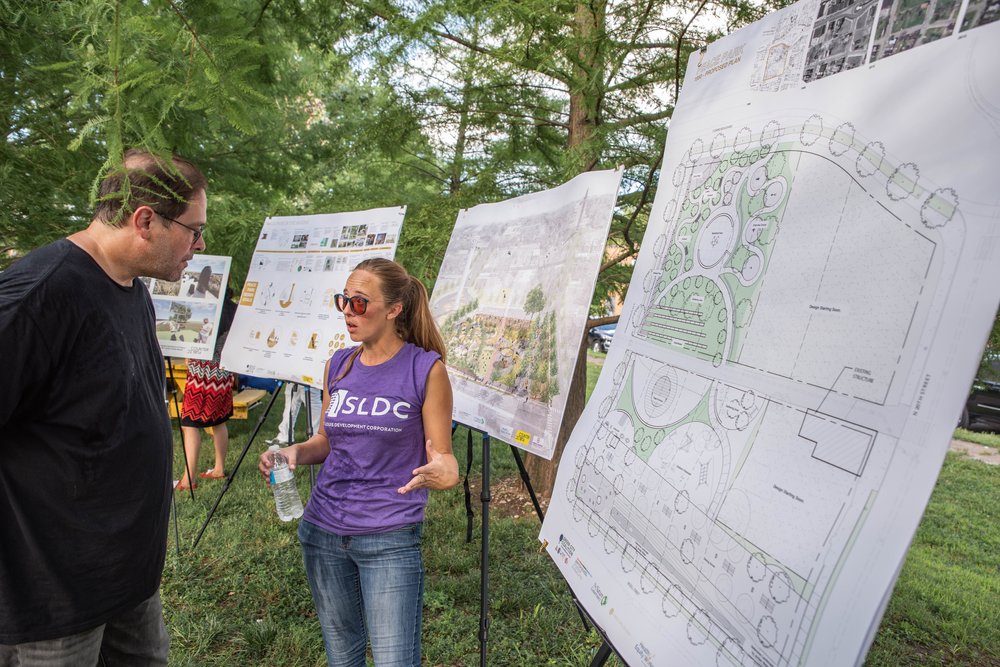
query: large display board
221 208 403 388
429 169 622 459
142 254 232 360
540 4 1000 665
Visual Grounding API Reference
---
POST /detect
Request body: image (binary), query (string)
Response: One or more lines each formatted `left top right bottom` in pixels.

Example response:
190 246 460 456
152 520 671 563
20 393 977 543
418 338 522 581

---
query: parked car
960 356 1000 431
588 323 616 353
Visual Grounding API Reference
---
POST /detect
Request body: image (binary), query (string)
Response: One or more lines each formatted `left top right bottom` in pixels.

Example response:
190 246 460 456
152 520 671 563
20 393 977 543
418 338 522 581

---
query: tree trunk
449 68 473 195
565 0 606 173
523 1 607 499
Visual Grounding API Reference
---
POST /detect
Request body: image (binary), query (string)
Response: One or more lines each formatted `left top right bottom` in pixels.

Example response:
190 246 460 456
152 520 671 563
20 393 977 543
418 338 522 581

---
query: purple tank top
303 342 441 535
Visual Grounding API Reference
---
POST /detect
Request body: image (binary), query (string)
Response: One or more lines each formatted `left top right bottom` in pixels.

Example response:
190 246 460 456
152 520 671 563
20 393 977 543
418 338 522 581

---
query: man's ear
132 205 157 239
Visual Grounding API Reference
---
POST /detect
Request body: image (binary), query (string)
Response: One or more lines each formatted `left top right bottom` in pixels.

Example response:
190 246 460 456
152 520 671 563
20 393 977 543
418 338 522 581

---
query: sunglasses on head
334 293 370 315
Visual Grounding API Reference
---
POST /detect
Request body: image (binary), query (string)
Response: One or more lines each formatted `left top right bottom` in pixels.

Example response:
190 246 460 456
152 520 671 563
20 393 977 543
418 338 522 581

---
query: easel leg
508 445 544 522
461 426 474 543
191 381 284 548
165 360 185 555
283 384 296 448
167 359 195 501
589 641 613 667
304 385 316 487
170 489 180 556
479 433 491 667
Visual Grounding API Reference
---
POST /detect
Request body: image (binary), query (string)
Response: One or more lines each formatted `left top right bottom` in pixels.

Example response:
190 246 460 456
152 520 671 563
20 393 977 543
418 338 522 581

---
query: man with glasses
0 149 207 664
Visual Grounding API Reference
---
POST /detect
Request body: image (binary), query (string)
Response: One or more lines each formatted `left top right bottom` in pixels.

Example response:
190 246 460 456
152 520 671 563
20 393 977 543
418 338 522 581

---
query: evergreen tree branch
164 0 218 68
602 107 674 131
676 0 712 100
600 245 641 273
603 0 658 83
255 0 274 28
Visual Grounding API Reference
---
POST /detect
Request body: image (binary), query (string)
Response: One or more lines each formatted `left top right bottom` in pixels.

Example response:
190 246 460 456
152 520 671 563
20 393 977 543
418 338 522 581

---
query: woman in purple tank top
259 258 458 667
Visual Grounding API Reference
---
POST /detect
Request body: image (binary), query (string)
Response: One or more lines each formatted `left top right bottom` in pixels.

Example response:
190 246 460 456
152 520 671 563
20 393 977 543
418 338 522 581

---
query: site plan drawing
142 254 231 361
220 208 402 388
428 169 622 459
540 4 1000 666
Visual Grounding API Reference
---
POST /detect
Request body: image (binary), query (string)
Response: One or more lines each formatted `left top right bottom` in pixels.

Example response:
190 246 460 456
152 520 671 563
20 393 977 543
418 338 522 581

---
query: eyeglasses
334 293 371 315
156 211 203 244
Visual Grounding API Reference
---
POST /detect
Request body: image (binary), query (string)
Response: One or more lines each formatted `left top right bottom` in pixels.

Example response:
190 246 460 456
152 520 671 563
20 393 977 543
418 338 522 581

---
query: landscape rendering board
220 208 402 388
540 3 1000 665
142 253 232 361
429 169 623 459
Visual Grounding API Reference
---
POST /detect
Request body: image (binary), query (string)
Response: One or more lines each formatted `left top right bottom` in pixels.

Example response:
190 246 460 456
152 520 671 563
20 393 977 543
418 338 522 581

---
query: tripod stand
189 379 323 547
165 358 188 555
191 380 285 548
575 602 623 667
455 423 591 667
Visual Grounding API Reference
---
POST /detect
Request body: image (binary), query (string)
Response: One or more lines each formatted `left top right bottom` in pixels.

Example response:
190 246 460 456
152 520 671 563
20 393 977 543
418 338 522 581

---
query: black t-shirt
0 240 172 643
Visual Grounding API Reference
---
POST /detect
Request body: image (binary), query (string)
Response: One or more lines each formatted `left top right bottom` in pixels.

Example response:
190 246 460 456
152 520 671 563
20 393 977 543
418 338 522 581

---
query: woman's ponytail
352 258 447 360
403 275 447 361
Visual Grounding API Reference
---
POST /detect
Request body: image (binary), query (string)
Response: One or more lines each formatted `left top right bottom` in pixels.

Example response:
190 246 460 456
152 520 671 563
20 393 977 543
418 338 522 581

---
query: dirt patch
465 477 550 521
949 439 1000 465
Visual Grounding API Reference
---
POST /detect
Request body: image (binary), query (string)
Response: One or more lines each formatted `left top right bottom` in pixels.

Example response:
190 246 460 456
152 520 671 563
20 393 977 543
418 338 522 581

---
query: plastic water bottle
268 445 303 521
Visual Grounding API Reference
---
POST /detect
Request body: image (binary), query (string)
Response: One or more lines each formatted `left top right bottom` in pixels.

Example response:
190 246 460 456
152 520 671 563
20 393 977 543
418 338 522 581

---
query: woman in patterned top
176 291 237 490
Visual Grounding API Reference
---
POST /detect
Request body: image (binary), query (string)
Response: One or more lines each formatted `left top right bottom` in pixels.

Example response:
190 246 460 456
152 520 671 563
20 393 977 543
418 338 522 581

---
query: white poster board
429 169 622 459
540 5 1000 666
221 208 404 388
142 254 232 360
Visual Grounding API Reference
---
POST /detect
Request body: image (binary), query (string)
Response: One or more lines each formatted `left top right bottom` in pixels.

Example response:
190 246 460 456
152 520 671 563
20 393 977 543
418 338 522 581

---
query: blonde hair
331 258 446 386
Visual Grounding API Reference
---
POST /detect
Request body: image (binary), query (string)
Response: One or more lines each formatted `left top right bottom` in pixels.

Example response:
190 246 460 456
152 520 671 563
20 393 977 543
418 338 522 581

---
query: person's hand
258 445 298 485
398 439 459 494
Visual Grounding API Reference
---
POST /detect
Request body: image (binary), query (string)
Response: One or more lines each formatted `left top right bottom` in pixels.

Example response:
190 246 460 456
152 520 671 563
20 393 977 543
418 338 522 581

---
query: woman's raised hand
398 439 459 494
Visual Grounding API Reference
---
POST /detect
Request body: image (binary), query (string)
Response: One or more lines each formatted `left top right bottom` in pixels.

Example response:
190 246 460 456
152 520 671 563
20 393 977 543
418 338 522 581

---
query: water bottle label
272 467 294 484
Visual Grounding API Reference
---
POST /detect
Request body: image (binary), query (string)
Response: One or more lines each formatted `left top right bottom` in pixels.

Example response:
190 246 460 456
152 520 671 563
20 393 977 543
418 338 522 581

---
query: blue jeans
299 520 423 667
0 592 168 666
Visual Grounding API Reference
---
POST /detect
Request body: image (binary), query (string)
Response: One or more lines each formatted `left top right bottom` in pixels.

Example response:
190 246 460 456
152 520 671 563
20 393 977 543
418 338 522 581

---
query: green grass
164 399 608 666
162 372 1000 666
954 427 1000 449
865 454 1000 666
585 350 604 400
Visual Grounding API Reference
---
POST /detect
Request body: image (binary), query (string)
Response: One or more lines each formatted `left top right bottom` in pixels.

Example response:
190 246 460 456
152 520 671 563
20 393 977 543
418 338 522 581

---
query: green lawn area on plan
162 358 1000 666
